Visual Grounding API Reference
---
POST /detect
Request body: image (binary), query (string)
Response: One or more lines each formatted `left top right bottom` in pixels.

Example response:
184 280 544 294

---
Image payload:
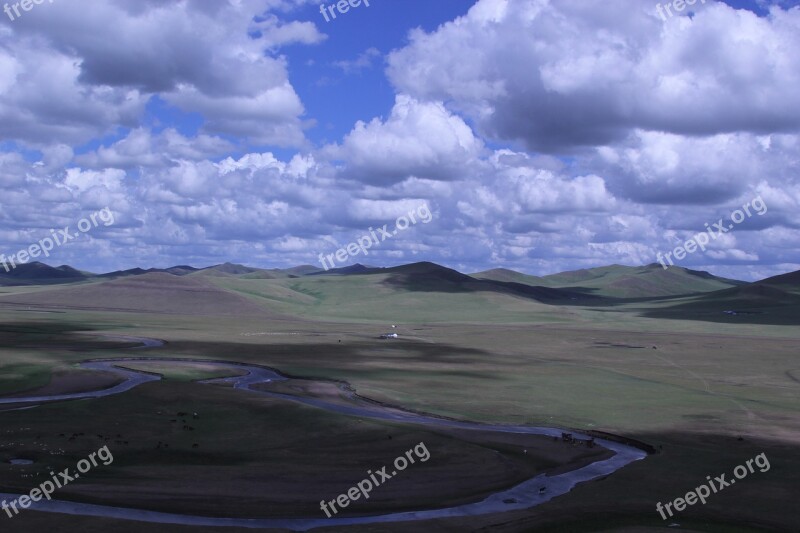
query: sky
0 0 799 281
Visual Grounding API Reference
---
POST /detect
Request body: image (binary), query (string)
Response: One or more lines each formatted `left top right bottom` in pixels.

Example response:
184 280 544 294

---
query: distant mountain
238 266 322 279
199 260 581 323
164 265 199 276
476 264 742 299
0 261 89 285
200 263 328 279
472 268 548 286
375 262 597 303
97 262 320 280
308 263 372 276
312 261 477 283
1 261 85 279
202 262 258 275
757 269 800 292
710 284 800 306
381 261 476 286
53 265 89 277
3 260 798 324
99 266 199 278
282 265 324 277
98 267 150 278
643 272 800 325
204 259 737 304
0 272 279 316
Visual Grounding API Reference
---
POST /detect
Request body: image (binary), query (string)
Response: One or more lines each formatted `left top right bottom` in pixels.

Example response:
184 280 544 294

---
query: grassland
0 266 798 532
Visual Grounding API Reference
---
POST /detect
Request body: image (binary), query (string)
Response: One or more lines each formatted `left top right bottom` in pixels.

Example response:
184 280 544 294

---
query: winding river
0 336 648 530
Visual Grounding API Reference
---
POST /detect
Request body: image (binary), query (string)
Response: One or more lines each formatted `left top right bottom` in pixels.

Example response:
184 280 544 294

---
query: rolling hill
642 269 800 325
0 262 90 285
471 268 548 286
475 264 742 299
2 260 797 324
756 269 800 294
0 272 280 316
99 265 199 278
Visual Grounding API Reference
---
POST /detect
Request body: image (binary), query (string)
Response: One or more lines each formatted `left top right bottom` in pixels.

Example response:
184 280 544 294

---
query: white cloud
77 129 234 169
328 95 485 184
334 48 381 74
387 0 800 152
0 0 798 278
0 0 320 146
593 131 799 204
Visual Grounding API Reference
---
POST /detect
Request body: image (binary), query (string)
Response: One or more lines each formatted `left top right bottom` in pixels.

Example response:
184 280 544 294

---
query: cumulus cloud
593 131 799 205
0 0 798 279
387 0 800 152
327 95 485 184
0 42 145 145
334 47 382 74
0 0 320 146
77 129 234 169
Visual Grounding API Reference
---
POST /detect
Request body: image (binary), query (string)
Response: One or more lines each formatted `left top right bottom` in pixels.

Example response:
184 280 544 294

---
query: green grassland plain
0 273 798 532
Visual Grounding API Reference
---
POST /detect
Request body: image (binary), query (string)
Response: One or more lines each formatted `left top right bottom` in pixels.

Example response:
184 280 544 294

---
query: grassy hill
99 265 199 278
3 261 797 324
0 262 90 285
204 262 580 324
0 262 798 532
756 269 800 295
472 267 548 286
0 272 280 317
476 264 742 299
642 273 800 325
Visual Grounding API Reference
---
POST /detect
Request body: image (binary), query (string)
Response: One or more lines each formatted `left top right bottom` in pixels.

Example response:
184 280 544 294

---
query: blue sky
0 0 799 280
288 1 477 145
